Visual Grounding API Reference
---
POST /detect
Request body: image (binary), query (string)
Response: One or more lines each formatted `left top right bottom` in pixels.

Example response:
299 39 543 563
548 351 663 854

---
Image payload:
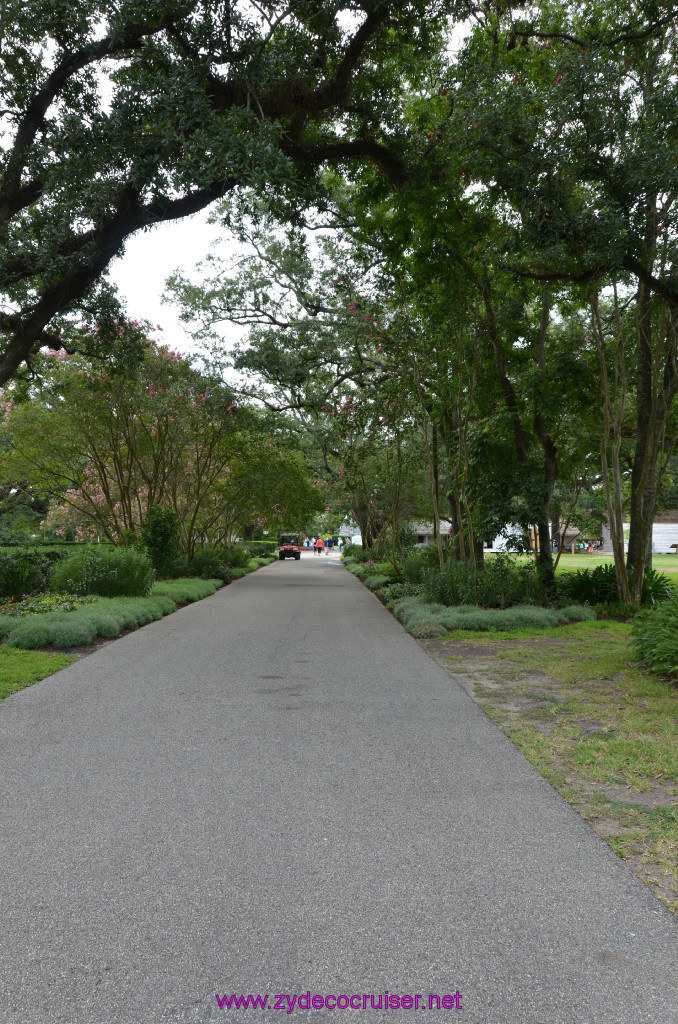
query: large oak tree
0 0 454 384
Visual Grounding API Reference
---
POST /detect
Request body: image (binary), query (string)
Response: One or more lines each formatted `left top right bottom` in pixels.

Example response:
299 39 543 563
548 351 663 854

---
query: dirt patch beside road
421 625 678 914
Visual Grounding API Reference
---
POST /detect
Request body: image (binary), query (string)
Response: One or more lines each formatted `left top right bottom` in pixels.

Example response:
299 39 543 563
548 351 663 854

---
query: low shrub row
391 596 596 637
0 541 278 602
0 579 223 650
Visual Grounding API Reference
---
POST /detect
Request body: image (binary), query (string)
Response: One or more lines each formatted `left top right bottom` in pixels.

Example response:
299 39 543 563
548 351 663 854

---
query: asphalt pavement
0 552 676 1024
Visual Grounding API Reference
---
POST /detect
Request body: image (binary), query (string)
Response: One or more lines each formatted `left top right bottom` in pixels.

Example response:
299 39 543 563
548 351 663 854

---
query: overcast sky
106 208 245 361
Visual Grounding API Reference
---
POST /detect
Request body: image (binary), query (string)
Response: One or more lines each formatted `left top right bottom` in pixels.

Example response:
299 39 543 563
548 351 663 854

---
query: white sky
106 207 246 360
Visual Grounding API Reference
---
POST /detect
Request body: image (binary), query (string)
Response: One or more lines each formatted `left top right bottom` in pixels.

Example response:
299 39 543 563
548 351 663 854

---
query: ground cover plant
0 579 223 650
426 621 678 913
391 596 594 637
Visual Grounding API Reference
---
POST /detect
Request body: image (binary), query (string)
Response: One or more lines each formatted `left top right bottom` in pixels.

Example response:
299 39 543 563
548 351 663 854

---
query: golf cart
278 533 301 560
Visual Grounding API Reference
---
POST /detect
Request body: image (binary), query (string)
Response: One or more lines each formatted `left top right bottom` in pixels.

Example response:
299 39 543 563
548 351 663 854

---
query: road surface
0 553 676 1023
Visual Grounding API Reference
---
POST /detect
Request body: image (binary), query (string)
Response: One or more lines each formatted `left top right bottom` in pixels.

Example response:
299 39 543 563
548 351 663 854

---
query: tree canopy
0 0 454 383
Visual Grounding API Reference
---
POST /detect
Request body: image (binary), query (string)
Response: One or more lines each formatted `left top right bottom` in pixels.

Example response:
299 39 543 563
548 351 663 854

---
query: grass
0 646 75 701
431 619 678 912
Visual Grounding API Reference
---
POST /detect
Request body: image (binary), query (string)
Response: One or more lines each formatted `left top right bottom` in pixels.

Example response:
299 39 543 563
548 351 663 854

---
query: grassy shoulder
0 647 76 701
425 620 678 913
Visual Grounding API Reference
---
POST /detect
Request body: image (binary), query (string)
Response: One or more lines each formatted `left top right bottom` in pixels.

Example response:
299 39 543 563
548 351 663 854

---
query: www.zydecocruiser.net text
215 991 463 1013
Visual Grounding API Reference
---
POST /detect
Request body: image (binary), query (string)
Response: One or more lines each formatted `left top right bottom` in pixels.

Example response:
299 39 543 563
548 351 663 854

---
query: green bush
221 545 252 568
392 596 595 635
0 548 51 600
188 546 227 578
228 567 248 579
379 582 418 603
365 574 392 590
5 616 56 648
140 504 185 579
630 594 678 676
0 585 227 650
559 604 597 622
403 551 428 585
241 540 278 555
422 553 539 609
50 546 154 597
150 577 220 603
342 546 375 563
0 616 15 641
558 563 673 605
409 620 448 638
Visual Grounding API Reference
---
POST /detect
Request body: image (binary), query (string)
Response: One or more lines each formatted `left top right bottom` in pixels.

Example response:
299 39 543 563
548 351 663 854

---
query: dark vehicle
278 534 301 560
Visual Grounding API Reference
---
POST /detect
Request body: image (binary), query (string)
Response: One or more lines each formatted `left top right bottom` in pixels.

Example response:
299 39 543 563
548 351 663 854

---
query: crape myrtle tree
0 0 457 384
1 337 321 554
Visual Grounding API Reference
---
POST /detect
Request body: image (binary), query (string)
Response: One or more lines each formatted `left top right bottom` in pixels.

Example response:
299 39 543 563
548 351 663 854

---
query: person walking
316 536 324 556
310 536 317 554
326 535 334 555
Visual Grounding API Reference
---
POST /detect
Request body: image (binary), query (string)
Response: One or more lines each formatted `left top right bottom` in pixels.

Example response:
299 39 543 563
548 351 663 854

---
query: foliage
49 546 154 598
1 592 96 616
364 574 393 590
222 546 252 568
141 505 185 579
150 578 221 603
422 554 540 609
0 548 51 599
242 541 278 555
3 345 322 555
630 596 678 678
0 578 221 649
392 596 595 635
559 565 674 606
188 546 229 579
342 547 375 564
0 1 453 383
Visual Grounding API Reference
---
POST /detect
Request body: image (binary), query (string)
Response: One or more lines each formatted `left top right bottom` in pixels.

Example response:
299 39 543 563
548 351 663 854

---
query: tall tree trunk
532 288 557 598
591 288 631 602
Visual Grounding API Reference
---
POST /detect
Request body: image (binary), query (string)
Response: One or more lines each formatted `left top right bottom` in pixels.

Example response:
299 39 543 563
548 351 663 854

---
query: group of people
304 535 342 555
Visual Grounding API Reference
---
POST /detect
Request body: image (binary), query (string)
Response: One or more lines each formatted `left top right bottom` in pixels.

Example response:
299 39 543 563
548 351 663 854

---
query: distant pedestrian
316 536 324 555
310 536 317 554
326 536 334 555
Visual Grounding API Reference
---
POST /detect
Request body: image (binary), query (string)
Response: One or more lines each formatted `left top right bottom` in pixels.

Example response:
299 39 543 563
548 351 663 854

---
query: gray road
1 554 676 1024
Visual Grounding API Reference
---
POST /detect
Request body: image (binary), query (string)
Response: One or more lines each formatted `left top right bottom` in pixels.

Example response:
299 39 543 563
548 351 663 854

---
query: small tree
140 505 184 580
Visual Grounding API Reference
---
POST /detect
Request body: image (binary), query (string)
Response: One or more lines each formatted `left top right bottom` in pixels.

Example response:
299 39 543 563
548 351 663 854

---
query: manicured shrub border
343 556 595 635
0 554 278 652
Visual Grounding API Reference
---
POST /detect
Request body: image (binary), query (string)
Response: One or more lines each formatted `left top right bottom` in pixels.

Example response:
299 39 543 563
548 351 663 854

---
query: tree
0 0 454 384
447 1 678 599
1 340 321 552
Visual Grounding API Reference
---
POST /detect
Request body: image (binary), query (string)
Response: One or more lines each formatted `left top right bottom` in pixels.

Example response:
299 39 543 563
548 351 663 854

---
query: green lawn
0 647 75 701
554 552 678 575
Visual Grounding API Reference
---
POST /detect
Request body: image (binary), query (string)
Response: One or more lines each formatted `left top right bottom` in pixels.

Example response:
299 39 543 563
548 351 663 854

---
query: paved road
1 554 676 1024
